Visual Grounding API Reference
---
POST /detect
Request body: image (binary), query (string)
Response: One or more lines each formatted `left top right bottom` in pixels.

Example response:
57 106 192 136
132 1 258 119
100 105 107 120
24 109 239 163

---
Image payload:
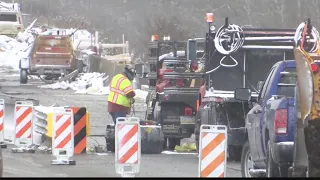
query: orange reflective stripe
112 93 119 103
110 87 125 95
123 86 133 94
111 76 127 103
116 77 126 88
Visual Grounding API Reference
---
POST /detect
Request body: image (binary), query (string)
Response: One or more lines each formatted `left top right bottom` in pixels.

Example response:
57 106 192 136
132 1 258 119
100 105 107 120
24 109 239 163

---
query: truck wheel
20 69 28 84
106 141 115 152
241 141 254 177
168 138 180 150
266 140 280 177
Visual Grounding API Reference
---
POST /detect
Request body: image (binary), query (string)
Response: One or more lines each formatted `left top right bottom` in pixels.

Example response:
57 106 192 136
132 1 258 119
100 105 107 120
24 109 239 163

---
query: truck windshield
0 14 17 22
277 67 296 97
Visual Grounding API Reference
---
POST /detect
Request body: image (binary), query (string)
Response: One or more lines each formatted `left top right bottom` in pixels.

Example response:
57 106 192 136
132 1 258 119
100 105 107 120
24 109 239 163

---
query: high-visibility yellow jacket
107 73 133 107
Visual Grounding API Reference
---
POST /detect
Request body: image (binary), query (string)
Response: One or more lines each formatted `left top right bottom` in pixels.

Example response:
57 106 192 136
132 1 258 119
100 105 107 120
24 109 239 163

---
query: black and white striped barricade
12 101 35 153
51 107 76 165
0 99 7 148
115 117 141 177
198 125 227 178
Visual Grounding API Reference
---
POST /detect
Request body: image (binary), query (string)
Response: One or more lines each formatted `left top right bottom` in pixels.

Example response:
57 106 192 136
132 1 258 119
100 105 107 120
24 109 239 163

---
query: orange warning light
206 13 214 23
151 35 159 41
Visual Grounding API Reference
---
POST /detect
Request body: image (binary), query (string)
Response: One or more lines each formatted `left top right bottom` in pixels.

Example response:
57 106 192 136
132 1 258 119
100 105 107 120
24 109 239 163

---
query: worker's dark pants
109 111 126 125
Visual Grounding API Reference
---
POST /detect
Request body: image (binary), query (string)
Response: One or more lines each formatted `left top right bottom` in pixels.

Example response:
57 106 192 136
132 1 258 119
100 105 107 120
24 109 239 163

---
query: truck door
248 66 276 162
254 66 277 162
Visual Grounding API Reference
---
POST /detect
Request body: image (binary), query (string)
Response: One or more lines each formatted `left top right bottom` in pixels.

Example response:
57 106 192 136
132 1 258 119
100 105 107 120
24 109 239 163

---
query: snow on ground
39 72 149 100
134 89 149 100
39 72 108 91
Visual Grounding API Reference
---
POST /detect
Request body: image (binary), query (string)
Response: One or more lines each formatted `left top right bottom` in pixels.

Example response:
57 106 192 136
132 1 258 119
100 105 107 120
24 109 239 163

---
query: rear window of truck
36 36 71 53
277 67 296 97
0 14 17 22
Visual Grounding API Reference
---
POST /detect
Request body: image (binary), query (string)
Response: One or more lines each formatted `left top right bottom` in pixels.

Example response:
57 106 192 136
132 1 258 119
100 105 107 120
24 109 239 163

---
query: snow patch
39 73 109 95
134 89 149 100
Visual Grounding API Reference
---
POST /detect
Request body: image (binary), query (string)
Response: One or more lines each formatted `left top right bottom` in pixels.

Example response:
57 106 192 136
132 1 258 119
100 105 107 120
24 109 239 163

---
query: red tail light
311 63 318 73
184 107 193 116
274 109 288 135
17 27 21 31
191 62 198 71
65 60 70 64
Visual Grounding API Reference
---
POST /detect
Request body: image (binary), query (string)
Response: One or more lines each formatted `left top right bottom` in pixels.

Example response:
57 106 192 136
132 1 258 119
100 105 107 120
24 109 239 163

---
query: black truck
141 38 205 150
194 17 297 161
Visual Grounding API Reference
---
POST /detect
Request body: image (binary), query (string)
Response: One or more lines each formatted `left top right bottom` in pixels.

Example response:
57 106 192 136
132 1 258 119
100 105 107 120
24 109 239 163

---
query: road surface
0 68 241 177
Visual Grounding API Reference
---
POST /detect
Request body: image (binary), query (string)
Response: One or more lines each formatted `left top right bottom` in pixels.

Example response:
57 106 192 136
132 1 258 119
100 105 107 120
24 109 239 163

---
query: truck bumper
162 123 195 139
31 65 72 75
272 141 294 164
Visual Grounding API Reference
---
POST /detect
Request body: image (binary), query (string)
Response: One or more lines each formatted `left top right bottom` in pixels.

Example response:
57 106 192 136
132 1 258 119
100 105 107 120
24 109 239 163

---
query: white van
0 2 24 37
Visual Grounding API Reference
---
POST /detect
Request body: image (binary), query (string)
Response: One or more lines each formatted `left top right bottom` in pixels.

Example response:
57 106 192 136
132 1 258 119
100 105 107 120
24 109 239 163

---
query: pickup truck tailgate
266 96 295 142
32 35 73 66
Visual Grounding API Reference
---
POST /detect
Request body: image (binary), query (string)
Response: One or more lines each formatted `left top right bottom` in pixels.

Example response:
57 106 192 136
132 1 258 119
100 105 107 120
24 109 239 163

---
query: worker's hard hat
124 64 136 76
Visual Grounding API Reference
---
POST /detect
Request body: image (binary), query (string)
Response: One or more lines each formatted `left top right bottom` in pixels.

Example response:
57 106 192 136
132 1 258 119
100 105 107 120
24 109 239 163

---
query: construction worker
107 64 136 124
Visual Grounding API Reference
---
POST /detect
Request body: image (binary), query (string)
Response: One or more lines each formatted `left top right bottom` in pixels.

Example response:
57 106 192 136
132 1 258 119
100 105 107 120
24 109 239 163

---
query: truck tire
168 138 181 151
20 69 28 84
266 140 280 177
241 141 254 177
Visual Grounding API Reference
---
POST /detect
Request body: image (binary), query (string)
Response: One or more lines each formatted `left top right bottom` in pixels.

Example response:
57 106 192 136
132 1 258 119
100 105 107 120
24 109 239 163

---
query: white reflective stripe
110 87 125 95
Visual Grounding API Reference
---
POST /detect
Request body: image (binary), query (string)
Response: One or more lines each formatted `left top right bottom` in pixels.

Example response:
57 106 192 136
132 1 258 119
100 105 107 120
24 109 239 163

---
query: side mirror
234 88 252 101
257 81 264 92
